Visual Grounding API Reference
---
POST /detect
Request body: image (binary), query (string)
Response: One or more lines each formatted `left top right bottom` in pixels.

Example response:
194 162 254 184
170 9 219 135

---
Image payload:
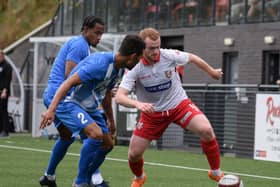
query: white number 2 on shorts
77 112 88 124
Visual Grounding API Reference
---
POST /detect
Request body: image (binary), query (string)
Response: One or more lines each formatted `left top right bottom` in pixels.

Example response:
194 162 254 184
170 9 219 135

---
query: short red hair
139 28 160 41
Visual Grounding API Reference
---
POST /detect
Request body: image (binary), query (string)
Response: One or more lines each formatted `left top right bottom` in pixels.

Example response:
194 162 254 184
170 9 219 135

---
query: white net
29 34 125 137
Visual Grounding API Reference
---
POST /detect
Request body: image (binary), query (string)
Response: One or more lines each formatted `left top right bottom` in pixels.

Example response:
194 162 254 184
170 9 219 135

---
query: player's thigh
57 123 72 140
85 110 108 139
56 102 100 138
83 122 103 139
129 135 150 158
186 114 214 138
88 110 109 134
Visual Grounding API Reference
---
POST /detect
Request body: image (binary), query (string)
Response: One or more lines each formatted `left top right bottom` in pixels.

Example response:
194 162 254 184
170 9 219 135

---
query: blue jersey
65 52 124 112
44 35 90 105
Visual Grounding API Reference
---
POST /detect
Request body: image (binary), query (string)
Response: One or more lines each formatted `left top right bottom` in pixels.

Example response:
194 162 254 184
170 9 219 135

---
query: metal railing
51 0 280 35
116 84 280 159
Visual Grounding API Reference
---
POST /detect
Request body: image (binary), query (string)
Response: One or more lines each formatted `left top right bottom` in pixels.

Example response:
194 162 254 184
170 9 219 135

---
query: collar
141 54 160 65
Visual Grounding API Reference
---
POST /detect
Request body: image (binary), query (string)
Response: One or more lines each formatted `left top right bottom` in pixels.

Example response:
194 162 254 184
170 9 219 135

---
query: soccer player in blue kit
40 34 145 187
39 15 110 187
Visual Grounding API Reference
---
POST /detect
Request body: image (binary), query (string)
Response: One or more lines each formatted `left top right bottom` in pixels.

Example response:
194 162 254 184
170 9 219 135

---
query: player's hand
211 68 223 80
136 102 155 113
111 84 119 98
40 110 55 129
0 89 7 99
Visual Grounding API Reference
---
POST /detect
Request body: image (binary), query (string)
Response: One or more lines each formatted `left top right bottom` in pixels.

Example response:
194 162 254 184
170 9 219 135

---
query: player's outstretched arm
40 73 82 129
115 87 154 113
188 53 223 80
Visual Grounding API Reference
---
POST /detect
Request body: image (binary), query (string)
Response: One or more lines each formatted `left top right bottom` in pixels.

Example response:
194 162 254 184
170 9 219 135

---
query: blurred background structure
1 0 280 161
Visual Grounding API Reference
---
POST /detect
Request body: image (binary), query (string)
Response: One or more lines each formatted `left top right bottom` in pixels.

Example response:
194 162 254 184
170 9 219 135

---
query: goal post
29 34 125 137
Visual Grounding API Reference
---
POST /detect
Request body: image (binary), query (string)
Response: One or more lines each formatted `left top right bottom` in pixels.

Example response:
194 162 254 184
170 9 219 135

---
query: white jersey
119 48 189 111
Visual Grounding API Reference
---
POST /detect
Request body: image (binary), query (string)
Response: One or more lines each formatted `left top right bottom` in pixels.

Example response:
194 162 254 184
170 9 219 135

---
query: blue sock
75 138 112 184
45 137 75 175
86 146 112 183
76 138 101 184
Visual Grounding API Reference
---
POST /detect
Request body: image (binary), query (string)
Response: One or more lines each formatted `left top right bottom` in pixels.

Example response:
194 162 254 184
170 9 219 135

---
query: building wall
159 22 280 84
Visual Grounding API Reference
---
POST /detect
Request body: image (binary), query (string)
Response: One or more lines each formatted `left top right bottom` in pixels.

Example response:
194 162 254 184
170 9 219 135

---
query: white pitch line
1 144 280 181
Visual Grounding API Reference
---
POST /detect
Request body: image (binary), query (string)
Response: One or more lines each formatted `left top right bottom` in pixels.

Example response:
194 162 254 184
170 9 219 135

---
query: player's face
126 53 143 70
144 37 160 63
84 23 105 47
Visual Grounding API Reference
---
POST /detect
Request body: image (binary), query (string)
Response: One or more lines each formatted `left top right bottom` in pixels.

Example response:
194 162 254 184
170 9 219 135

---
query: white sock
211 169 221 176
135 173 145 179
91 171 104 185
45 172 55 181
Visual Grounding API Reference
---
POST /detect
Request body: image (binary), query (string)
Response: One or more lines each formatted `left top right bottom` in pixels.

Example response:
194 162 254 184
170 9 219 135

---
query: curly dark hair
81 15 104 31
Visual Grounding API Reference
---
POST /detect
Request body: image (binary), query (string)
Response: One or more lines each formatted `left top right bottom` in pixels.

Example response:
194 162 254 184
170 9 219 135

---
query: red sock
128 157 144 177
200 138 221 170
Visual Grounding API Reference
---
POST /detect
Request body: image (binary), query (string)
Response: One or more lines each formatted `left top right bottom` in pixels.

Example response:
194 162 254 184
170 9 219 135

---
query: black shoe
94 181 110 187
0 131 9 137
39 175 57 187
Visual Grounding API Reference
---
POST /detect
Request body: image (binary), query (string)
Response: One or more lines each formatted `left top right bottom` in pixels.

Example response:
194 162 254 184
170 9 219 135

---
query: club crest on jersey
165 70 172 78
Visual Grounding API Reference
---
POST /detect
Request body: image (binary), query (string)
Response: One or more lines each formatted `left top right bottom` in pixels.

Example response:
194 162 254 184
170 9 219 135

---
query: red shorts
133 99 203 140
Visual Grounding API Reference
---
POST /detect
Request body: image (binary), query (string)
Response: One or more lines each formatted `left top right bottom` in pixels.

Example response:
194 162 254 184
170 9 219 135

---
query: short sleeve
119 66 139 92
66 40 89 64
161 49 189 66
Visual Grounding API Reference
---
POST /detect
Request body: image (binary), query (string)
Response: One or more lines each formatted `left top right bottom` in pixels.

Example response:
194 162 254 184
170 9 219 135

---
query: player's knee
88 130 103 139
60 134 71 141
85 124 103 139
102 137 114 150
128 150 142 162
107 141 114 150
200 126 215 141
104 144 114 154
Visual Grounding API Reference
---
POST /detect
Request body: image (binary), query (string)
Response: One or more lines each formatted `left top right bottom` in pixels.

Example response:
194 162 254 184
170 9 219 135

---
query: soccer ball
218 174 243 187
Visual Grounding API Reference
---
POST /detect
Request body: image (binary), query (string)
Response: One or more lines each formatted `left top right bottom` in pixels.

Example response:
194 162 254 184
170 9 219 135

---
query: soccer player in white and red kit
115 28 224 187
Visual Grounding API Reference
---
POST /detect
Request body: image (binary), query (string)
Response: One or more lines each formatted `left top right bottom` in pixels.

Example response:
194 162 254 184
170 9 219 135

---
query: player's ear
128 53 137 60
82 26 90 34
133 53 141 60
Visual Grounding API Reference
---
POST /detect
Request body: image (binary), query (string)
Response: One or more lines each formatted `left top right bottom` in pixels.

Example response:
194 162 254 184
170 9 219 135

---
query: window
222 52 239 84
262 50 280 84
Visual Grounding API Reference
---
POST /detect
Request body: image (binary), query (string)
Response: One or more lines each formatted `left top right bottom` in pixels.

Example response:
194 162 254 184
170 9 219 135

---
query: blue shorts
43 91 108 138
43 91 65 129
55 102 108 138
